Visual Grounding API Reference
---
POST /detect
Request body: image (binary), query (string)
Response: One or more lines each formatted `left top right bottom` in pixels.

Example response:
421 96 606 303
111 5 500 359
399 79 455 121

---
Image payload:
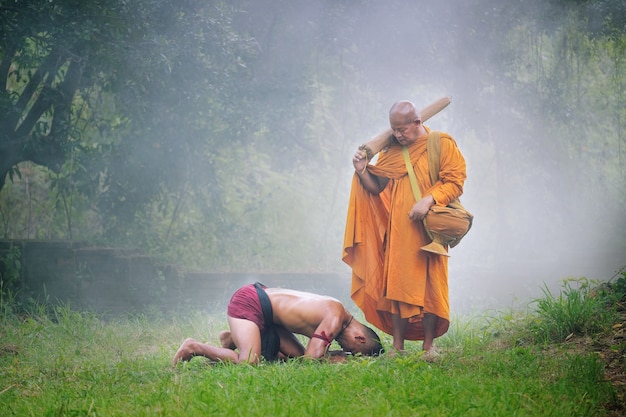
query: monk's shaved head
388 99 427 145
389 100 421 125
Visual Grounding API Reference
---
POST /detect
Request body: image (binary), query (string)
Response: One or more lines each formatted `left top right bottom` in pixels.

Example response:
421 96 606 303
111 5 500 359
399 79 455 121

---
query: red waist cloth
227 284 267 333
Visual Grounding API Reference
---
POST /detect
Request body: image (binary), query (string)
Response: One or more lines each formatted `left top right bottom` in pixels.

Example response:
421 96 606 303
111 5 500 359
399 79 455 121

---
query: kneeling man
172 282 384 366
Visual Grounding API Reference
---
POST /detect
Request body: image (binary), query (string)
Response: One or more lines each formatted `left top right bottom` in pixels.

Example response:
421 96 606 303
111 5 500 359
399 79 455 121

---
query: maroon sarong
227 284 267 332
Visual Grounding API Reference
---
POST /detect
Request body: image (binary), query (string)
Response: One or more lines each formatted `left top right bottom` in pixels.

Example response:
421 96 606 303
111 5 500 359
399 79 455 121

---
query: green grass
0 276 623 417
528 278 618 343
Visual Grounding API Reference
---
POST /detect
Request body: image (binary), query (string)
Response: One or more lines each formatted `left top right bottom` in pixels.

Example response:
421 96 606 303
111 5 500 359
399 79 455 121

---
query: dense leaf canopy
0 0 624 286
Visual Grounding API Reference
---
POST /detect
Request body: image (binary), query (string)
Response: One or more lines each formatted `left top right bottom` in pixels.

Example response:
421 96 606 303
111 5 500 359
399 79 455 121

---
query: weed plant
0 280 621 417
529 277 620 344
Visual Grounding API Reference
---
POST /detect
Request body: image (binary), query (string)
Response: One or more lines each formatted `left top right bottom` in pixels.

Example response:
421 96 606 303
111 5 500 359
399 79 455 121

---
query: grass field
1 276 624 416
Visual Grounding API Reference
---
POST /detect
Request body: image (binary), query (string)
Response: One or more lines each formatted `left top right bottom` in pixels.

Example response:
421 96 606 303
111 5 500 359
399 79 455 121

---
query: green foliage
0 0 624 275
0 243 22 317
609 266 626 297
529 278 617 343
0 0 257 240
0 295 618 417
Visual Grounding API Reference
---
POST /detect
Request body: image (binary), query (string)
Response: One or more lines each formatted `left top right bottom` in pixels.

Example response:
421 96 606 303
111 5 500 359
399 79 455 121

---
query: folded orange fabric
342 127 466 340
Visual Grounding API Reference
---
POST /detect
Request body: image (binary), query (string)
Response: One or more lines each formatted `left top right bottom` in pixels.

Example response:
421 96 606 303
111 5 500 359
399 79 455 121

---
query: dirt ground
571 289 626 416
597 294 626 416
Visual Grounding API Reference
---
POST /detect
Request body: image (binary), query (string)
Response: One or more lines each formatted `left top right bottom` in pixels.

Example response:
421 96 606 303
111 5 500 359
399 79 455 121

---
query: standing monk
343 100 467 357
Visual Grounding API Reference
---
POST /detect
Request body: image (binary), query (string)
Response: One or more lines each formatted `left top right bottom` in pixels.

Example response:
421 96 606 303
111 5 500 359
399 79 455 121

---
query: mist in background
1 0 624 315
230 0 625 313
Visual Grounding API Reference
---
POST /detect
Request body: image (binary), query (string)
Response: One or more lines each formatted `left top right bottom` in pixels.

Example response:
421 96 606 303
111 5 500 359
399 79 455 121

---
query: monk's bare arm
408 194 436 221
355 168 388 195
353 149 389 194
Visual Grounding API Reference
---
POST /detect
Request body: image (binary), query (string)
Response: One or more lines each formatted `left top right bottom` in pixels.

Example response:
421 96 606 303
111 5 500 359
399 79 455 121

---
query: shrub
529 277 616 343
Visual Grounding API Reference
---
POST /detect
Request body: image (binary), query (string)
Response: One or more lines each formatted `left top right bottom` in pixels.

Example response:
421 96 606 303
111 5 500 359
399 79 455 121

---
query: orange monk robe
343 127 467 340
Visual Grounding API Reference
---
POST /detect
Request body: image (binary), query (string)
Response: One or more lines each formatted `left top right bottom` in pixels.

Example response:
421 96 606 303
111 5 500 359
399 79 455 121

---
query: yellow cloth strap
427 131 441 185
402 131 441 202
402 145 422 202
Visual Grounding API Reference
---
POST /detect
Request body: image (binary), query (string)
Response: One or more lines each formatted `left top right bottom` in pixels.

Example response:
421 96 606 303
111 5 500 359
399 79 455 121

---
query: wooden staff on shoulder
359 96 452 159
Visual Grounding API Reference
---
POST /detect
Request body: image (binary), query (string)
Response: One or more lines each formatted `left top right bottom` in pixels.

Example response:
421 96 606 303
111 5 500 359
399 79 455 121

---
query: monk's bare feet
387 348 407 358
421 348 440 363
171 338 197 367
219 331 235 349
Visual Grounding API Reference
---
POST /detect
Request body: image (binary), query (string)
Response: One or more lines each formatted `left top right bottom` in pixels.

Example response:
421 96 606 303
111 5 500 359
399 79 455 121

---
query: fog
5 1 623 316
231 0 625 313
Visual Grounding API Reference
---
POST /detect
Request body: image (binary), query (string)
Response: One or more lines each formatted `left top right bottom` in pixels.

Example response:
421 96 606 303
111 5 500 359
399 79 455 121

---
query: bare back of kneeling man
172 283 384 365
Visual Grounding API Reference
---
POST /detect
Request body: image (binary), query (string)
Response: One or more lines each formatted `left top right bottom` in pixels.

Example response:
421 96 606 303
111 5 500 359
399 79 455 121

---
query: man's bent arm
355 169 389 195
304 314 345 358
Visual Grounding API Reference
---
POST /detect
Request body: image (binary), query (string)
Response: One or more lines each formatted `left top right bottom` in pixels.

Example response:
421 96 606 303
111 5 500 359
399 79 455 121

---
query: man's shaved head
389 100 421 125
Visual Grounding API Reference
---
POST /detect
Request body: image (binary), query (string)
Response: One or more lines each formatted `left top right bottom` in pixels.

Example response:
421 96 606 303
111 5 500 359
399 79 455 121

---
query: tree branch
8 48 64 135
